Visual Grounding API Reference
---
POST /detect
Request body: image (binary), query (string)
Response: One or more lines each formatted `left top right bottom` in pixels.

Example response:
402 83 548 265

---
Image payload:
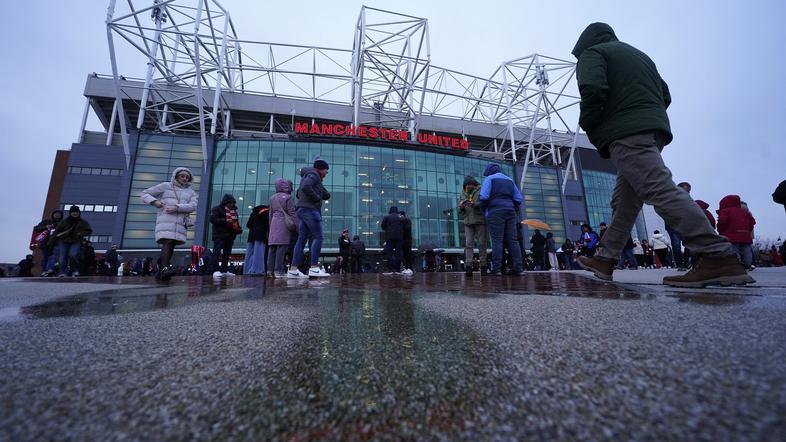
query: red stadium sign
293 122 469 151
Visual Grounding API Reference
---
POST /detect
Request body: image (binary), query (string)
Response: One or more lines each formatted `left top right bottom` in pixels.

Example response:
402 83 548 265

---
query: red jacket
717 195 755 244
695 200 716 229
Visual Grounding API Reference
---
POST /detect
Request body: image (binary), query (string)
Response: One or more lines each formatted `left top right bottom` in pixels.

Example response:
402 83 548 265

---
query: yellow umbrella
520 219 551 230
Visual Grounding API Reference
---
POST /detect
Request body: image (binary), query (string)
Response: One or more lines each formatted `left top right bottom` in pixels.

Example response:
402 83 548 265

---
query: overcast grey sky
0 0 784 263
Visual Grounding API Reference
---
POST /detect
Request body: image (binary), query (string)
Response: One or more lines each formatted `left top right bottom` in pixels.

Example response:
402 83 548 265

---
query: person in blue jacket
478 163 524 275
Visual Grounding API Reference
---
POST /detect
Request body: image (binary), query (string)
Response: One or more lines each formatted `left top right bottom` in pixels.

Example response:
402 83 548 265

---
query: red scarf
225 206 241 233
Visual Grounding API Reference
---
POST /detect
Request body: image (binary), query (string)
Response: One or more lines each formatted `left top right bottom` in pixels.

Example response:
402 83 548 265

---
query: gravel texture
1 274 785 441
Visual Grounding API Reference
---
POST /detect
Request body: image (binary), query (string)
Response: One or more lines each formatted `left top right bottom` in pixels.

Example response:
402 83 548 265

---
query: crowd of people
15 23 786 288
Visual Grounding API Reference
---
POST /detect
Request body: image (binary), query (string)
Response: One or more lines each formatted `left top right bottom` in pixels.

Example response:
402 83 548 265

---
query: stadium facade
43 1 647 267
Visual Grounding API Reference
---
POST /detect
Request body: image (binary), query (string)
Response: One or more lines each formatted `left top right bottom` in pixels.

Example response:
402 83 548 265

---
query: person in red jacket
695 200 716 230
717 195 756 269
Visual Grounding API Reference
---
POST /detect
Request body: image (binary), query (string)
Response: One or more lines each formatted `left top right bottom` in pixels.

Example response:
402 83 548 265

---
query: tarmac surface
1 268 785 441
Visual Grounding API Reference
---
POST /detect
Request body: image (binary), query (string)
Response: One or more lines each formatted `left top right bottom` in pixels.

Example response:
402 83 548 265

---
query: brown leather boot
663 255 755 288
577 256 615 281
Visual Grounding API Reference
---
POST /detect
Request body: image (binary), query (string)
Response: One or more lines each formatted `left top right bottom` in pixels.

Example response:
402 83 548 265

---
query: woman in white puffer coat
141 167 198 279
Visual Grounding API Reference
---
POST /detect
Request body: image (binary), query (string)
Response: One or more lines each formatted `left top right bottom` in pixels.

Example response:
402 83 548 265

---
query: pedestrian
289 157 331 278
545 232 558 271
80 239 96 276
772 245 783 267
633 239 645 268
142 257 154 276
717 195 756 269
245 204 270 276
105 244 120 277
616 236 638 270
695 200 716 230
571 22 751 287
577 224 599 257
561 239 576 270
338 228 351 274
50 205 92 277
530 230 546 270
209 194 243 278
773 180 786 214
350 235 365 273
268 178 298 278
641 239 654 268
459 176 488 276
650 230 671 269
478 163 524 275
17 254 34 277
598 222 608 241
33 209 63 276
381 206 405 274
140 167 198 281
399 211 414 275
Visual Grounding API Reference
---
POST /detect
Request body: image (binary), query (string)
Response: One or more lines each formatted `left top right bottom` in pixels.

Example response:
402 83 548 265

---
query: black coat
530 233 546 255
209 194 241 241
246 205 270 243
401 216 412 243
350 239 366 257
339 234 351 254
381 212 405 241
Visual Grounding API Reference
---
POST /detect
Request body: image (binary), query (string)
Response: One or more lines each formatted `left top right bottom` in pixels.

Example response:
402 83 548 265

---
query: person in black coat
17 255 34 277
245 204 270 276
338 229 351 273
381 206 405 273
350 235 366 274
399 211 414 274
529 230 546 270
209 194 242 277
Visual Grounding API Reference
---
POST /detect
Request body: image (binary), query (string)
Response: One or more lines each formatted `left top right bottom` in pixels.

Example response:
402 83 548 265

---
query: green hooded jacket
459 177 486 226
572 23 673 158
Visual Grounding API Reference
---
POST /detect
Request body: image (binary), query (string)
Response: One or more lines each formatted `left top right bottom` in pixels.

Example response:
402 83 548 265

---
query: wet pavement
1 271 785 440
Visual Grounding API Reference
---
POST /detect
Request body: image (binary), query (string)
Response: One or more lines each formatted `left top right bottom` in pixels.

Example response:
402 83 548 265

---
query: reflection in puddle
233 288 501 439
667 293 750 306
16 285 260 320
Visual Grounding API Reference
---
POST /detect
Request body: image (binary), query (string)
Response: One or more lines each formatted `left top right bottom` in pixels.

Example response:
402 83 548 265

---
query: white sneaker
287 269 308 279
223 272 236 277
308 267 330 278
401 268 413 275
212 271 224 278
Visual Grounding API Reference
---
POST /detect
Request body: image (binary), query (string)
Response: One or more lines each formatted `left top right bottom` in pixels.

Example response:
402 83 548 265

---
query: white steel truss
103 1 581 191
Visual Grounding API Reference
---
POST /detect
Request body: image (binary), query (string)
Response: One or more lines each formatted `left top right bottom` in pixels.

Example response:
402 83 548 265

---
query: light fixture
362 199 373 202
395 159 407 163
361 183 373 187
360 156 375 160
238 197 243 200
358 173 368 176
397 185 408 189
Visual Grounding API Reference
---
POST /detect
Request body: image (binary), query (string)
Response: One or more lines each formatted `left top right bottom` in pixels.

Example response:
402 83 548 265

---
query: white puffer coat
140 167 198 244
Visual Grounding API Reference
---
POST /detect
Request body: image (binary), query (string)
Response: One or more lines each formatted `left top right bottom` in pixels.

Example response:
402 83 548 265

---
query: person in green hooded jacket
572 22 752 288
459 176 487 276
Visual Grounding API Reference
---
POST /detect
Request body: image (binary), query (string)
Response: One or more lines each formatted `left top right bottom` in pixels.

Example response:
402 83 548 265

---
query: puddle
12 285 260 321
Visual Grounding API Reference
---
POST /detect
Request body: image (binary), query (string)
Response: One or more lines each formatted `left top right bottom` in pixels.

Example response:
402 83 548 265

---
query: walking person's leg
290 209 312 273
667 227 684 269
486 213 504 274
503 214 523 273
464 225 476 273
245 242 256 274
305 210 324 268
477 224 488 273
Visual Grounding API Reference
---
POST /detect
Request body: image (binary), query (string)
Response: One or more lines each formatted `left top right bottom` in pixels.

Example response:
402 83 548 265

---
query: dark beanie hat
69 205 81 213
463 175 479 188
313 156 329 170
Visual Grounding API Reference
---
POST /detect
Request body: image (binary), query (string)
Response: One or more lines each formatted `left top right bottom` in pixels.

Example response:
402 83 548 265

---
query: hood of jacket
652 233 665 240
572 22 618 58
220 194 236 206
300 166 321 181
274 178 292 193
483 163 502 177
50 209 64 222
463 175 480 188
695 200 710 210
170 167 194 188
719 195 741 210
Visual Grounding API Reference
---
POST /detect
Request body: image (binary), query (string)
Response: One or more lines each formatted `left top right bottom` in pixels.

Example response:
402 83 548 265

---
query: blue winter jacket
478 164 523 216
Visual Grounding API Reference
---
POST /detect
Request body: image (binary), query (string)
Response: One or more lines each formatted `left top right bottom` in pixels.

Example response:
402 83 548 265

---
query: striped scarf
225 206 241 232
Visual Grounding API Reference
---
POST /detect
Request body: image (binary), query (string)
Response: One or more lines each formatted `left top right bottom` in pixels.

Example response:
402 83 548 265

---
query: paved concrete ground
0 269 784 441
